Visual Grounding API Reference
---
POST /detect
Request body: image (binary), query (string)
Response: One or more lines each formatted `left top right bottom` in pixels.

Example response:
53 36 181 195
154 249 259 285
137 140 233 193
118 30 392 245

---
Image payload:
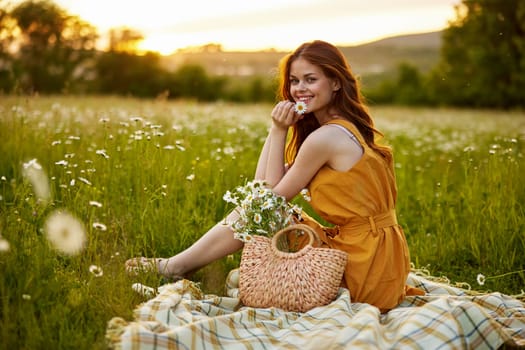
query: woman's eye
290 78 299 84
307 78 316 83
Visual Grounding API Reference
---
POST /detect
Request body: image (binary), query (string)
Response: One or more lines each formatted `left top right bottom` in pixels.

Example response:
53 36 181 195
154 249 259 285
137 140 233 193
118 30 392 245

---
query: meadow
0 95 524 349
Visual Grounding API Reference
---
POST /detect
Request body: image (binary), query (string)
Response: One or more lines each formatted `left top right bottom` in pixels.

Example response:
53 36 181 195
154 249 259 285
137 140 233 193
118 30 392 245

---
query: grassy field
0 95 524 348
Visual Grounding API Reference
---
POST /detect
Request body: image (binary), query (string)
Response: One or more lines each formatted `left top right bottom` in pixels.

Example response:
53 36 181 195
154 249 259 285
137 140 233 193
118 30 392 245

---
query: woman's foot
125 257 184 281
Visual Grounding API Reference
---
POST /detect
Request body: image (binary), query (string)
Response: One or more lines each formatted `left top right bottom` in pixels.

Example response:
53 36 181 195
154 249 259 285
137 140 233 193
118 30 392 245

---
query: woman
126 40 423 311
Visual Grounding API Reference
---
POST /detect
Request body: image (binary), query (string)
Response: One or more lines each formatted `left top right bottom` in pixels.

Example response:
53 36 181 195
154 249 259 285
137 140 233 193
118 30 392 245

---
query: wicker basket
239 224 347 312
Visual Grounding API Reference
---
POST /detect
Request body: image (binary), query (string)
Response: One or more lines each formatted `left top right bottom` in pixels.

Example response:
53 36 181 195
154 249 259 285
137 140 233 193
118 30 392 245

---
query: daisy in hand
294 101 307 115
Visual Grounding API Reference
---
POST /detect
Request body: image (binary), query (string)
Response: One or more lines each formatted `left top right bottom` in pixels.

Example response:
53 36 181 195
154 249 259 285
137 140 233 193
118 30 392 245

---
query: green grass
0 96 524 348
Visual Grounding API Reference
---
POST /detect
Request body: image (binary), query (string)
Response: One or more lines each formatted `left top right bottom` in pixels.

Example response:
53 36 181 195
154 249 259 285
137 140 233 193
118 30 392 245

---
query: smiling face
289 58 340 121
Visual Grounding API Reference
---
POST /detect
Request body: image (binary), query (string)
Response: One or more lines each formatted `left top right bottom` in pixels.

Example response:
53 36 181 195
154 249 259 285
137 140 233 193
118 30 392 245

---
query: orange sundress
299 119 423 311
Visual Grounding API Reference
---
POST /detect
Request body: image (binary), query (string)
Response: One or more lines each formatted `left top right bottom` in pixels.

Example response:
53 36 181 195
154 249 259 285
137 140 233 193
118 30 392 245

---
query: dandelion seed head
44 210 86 255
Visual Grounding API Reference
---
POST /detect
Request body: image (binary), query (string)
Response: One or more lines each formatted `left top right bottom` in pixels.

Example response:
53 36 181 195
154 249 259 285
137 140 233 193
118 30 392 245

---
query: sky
49 0 461 54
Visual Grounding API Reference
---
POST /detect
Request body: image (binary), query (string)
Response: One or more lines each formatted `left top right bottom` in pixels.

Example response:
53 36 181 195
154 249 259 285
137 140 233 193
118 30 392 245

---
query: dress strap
325 123 363 150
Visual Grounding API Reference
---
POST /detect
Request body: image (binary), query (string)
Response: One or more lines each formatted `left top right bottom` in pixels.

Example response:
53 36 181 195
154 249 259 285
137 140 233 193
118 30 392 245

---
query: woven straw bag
239 224 348 312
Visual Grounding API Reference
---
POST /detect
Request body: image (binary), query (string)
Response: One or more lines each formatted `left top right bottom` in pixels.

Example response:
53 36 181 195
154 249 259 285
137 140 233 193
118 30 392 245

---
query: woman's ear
332 79 341 92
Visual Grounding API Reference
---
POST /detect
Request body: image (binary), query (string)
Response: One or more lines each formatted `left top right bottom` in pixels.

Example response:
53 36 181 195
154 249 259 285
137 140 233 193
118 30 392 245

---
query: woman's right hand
271 101 304 130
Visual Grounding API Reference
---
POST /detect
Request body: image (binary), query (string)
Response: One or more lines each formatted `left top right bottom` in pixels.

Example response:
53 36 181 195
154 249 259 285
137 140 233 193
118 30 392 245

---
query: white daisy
44 210 86 255
89 264 103 277
294 101 308 115
253 213 262 224
476 273 486 286
92 222 107 231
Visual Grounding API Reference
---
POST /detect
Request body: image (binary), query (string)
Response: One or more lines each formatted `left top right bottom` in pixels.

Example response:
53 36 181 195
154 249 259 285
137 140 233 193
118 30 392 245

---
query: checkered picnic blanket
106 271 525 349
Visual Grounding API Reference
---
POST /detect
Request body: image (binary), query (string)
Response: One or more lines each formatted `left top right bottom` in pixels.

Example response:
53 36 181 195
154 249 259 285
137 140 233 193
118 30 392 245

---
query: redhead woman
126 40 423 311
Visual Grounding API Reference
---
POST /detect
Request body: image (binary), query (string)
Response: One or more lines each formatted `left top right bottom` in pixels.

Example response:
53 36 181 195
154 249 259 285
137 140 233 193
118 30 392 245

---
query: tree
0 0 17 91
94 51 168 96
171 64 226 101
108 27 144 53
434 0 525 108
10 0 98 93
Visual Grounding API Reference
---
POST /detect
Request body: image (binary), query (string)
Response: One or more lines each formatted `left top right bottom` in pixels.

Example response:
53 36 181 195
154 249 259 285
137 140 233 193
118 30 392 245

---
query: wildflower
186 174 195 181
89 265 104 277
92 222 107 231
22 294 31 300
294 101 308 115
224 180 301 243
261 199 274 210
300 188 311 202
223 190 235 203
96 149 110 159
78 177 92 186
44 210 86 255
163 145 175 150
89 201 102 208
130 116 144 123
22 158 51 203
0 237 10 252
476 273 486 286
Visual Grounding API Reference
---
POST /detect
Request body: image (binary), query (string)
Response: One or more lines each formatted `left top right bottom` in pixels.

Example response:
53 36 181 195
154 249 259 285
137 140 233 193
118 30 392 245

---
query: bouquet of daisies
222 180 302 243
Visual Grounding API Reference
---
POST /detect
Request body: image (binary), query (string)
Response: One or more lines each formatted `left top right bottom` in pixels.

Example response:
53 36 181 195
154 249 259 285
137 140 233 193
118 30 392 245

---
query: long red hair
277 40 392 164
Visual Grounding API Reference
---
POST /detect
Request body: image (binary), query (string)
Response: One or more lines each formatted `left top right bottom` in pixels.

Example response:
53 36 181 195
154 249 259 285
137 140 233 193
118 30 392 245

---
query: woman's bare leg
127 210 243 279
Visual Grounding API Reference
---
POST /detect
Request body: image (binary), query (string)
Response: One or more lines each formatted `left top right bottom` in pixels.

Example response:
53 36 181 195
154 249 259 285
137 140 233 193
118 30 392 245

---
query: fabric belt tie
324 209 398 238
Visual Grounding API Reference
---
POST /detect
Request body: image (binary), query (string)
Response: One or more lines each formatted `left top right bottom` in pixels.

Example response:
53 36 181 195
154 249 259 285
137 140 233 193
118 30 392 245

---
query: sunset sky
49 0 461 54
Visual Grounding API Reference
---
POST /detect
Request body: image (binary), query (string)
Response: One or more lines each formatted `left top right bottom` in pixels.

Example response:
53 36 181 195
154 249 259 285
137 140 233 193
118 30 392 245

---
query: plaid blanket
106 271 525 349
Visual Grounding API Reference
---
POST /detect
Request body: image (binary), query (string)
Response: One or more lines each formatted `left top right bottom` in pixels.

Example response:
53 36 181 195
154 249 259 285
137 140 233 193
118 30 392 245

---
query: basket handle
271 224 320 252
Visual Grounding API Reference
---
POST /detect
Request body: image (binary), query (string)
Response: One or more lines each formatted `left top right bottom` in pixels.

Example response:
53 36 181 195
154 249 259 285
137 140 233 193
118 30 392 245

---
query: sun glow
49 0 459 55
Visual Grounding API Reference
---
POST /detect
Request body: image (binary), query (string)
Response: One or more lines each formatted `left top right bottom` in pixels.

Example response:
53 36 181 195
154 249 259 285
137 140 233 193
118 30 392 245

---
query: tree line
1 0 523 108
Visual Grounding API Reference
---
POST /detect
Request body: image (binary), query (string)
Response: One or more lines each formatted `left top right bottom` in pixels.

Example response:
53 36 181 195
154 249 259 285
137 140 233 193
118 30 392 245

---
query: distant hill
161 31 442 88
